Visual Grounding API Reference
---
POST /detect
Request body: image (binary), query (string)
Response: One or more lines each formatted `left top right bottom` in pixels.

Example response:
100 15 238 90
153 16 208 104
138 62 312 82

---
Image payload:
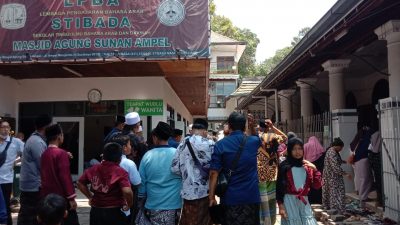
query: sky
214 0 338 62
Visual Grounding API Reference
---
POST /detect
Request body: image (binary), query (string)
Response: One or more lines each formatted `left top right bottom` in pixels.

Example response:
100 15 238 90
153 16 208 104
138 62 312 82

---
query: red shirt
278 165 322 205
78 161 131 208
40 147 76 200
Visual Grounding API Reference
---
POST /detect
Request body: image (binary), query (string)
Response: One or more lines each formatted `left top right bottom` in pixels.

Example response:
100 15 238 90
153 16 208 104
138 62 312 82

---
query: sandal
344 215 360 222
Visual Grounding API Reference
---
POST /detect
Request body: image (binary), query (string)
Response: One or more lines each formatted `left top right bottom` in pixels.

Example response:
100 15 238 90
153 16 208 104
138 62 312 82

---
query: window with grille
209 81 236 108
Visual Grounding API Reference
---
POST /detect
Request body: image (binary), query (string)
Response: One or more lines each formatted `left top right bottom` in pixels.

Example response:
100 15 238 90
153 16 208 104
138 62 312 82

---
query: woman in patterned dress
277 137 322 225
257 135 279 225
322 138 350 213
257 119 287 225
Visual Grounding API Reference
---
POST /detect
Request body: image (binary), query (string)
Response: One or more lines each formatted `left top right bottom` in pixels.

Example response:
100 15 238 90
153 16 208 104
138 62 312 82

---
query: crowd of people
0 110 383 225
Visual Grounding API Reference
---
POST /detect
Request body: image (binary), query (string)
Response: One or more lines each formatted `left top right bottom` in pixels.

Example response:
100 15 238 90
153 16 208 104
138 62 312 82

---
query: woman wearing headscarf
286 132 297 142
322 138 350 213
278 132 297 163
277 138 322 225
350 126 373 207
303 136 325 204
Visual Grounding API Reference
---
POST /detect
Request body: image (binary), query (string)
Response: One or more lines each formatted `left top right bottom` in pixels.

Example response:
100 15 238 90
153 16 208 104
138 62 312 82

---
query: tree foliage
209 1 310 77
255 27 311 76
291 27 311 46
209 0 216 17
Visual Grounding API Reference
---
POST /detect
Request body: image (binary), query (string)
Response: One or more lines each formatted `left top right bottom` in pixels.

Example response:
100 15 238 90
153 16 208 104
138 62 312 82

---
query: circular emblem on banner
157 0 186 27
0 3 27 30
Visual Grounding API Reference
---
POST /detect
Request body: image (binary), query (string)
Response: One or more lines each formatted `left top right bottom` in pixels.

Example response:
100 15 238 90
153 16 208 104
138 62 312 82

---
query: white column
322 59 351 111
279 89 296 123
375 20 400 98
375 20 400 221
331 109 358 193
296 78 317 117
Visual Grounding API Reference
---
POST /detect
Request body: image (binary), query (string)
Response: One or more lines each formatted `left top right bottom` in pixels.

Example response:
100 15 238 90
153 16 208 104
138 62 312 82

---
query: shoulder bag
347 141 360 165
185 138 209 178
0 137 13 168
209 135 247 224
215 135 248 197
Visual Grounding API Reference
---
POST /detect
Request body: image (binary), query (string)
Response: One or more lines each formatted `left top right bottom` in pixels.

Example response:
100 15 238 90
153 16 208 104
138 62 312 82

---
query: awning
0 59 209 116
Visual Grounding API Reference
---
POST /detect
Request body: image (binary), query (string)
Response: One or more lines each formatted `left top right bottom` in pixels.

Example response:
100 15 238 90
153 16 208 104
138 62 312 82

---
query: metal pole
274 90 279 123
301 116 304 140
259 88 279 122
251 96 267 119
265 97 268 119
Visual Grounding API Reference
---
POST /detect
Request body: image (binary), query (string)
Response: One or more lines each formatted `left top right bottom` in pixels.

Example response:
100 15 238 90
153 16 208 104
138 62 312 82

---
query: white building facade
207 32 246 130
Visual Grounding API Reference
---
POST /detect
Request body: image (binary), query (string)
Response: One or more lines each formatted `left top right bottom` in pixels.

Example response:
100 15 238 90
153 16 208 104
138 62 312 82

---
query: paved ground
12 191 91 225
12 190 282 224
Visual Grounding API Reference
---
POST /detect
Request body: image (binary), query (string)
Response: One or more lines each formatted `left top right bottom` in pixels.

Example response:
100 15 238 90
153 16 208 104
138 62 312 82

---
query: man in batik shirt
171 118 214 225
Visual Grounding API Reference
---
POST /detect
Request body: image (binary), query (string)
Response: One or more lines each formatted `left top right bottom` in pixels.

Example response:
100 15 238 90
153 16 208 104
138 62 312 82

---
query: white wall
346 72 388 106
210 48 240 72
162 80 193 123
0 75 18 117
210 49 240 64
207 97 237 120
225 97 237 113
15 76 192 130
207 108 229 119
16 77 164 102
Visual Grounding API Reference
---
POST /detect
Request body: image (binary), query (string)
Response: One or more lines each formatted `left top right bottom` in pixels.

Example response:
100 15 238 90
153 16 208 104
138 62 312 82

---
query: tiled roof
211 31 241 43
209 74 240 80
230 79 263 97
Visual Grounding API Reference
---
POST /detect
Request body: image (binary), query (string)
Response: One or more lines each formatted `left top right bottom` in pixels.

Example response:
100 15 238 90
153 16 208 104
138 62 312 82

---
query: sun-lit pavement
12 191 91 225
12 190 282 225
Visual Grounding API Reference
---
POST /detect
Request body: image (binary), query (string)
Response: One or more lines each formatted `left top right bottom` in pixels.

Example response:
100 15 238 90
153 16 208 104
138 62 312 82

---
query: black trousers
90 207 129 225
369 152 383 204
17 191 41 225
1 183 13 225
223 203 260 225
63 209 80 225
130 186 138 225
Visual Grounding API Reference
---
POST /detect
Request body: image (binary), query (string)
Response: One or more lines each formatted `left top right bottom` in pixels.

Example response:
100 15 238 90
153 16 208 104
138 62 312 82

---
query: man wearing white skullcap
123 112 142 143
122 112 147 168
125 112 141 127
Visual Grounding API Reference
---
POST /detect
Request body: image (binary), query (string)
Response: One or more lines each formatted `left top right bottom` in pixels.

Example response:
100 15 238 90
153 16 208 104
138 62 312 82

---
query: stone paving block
327 219 335 225
312 204 323 209
321 212 330 221
343 222 365 225
330 214 345 221
314 208 324 219
327 209 338 215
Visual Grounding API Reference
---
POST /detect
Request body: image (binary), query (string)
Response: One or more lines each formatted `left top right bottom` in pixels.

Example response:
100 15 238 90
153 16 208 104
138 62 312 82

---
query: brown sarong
179 197 212 225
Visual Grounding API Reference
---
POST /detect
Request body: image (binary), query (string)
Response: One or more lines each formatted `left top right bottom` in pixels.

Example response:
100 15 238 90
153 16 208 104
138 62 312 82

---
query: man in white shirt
0 119 24 225
109 134 141 186
109 134 141 223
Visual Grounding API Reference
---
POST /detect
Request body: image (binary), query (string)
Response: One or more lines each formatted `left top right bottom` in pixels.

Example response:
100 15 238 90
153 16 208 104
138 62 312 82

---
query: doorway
53 117 84 180
84 116 115 167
